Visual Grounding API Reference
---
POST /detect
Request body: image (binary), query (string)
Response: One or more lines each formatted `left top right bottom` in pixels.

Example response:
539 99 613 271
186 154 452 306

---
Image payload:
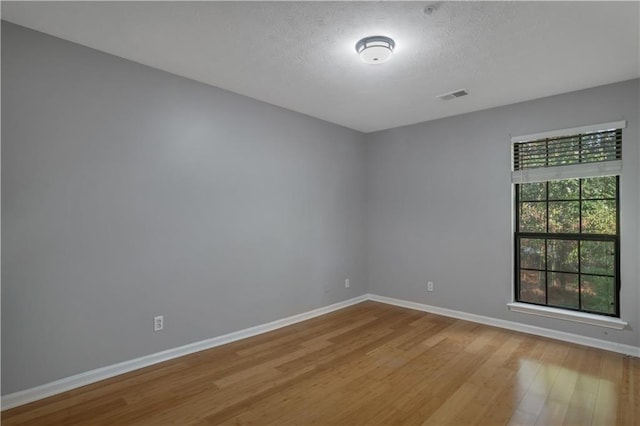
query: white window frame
507 120 628 330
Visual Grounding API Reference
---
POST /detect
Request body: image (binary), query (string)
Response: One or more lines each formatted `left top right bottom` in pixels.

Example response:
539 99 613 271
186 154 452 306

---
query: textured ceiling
3 1 639 133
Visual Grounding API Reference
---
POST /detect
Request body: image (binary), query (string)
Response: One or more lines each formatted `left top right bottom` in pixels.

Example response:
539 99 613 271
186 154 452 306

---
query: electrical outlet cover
154 315 164 331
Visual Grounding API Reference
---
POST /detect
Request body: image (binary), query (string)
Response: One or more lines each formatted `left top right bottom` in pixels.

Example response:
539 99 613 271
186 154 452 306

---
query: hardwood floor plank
2 301 637 425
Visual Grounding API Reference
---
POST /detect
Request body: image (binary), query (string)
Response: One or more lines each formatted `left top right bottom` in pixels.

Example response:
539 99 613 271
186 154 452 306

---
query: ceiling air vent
437 89 468 101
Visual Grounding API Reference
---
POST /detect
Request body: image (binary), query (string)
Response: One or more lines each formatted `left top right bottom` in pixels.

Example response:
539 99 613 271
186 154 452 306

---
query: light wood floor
3 301 639 425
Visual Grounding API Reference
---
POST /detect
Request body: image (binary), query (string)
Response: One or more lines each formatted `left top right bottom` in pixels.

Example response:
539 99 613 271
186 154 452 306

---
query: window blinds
511 121 625 184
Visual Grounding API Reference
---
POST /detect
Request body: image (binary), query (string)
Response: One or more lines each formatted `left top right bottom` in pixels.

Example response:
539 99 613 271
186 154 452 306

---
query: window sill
507 302 628 330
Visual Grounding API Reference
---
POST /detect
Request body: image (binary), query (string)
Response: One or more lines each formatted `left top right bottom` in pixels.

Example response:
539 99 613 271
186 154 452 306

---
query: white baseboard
367 294 640 357
3 292 638 411
1 295 368 411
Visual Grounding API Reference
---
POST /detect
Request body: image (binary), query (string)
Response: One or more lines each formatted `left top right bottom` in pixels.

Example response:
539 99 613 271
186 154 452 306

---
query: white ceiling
3 1 639 133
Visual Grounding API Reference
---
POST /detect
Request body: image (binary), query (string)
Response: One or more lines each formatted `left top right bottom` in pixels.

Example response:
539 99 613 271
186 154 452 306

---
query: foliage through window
513 126 622 317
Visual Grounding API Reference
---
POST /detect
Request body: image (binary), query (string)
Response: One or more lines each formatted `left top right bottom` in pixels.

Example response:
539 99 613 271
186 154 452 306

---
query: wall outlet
345 279 350 288
154 315 164 331
427 281 434 292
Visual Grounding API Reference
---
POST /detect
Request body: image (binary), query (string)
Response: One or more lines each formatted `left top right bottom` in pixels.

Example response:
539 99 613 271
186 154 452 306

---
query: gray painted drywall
1 23 367 394
2 20 639 398
367 79 640 347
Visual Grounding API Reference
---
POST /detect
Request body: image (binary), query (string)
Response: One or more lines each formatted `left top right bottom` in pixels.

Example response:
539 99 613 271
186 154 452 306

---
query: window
512 123 623 317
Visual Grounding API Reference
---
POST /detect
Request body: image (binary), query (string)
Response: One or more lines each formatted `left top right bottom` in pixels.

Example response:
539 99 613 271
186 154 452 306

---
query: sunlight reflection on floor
511 357 618 425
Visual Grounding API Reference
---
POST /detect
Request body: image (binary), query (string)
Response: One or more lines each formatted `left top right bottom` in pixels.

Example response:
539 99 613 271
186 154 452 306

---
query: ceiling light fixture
355 36 395 64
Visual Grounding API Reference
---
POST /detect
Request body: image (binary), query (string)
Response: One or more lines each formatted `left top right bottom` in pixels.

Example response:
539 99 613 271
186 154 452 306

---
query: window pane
582 176 616 200
520 239 545 270
581 275 615 315
547 272 579 309
520 182 546 201
547 239 578 273
519 270 545 304
519 202 546 232
582 200 616 234
549 179 579 200
517 141 547 168
581 241 615 276
548 201 579 233
547 137 580 166
581 133 619 162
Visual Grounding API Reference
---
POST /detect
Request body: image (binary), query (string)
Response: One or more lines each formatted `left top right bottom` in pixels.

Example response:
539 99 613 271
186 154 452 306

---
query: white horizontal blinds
512 161 623 184
511 123 624 184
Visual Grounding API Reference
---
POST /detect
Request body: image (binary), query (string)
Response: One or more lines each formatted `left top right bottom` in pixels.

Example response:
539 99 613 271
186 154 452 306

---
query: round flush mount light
355 35 395 64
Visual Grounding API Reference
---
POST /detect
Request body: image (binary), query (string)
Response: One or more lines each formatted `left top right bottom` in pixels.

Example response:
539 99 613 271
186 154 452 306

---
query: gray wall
367 79 640 348
1 23 367 394
3 21 639 397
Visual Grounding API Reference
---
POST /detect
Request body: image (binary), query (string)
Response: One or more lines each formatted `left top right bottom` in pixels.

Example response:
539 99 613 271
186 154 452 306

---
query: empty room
1 1 639 425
